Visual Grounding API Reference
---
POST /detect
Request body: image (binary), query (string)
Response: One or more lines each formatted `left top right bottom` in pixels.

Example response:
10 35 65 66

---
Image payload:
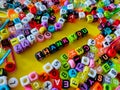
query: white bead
17 34 26 42
27 34 36 45
114 29 120 37
39 5 47 12
47 1 54 7
43 62 53 73
58 18 65 25
88 68 97 78
81 56 90 65
117 24 120 29
102 40 110 48
0 76 7 86
31 28 39 36
41 16 49 23
107 68 117 78
20 75 30 87
21 17 30 24
15 23 23 30
67 4 74 10
35 2 42 9
24 0 31 6
43 81 52 90
79 12 85 19
26 13 34 20
52 59 61 70
60 9 67 16
85 1 92 6
103 75 111 84
14 7 22 13
8 77 18 88
96 13 104 18
105 35 113 43
87 39 96 46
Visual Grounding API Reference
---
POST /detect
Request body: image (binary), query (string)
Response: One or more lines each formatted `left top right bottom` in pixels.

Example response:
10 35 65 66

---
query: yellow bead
110 34 116 40
74 0 80 3
39 26 47 34
10 38 19 46
79 73 87 83
0 35 3 42
83 66 90 74
31 80 43 90
87 15 93 23
70 78 79 88
0 28 10 40
75 47 84 55
90 45 98 53
95 58 102 66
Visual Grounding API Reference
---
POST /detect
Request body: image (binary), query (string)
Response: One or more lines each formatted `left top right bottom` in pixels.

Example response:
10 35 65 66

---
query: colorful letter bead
61 62 70 70
10 38 19 46
43 62 53 73
103 75 111 84
75 47 84 55
20 39 31 49
81 56 90 65
39 72 49 82
73 55 81 62
68 33 77 43
27 34 36 45
68 69 77 78
68 59 76 68
75 63 84 72
55 40 63 49
107 68 117 78
100 54 109 62
87 39 96 46
44 31 52 39
88 68 97 78
60 71 69 80
20 75 30 86
103 83 112 90
102 63 110 73
82 45 90 53
49 69 59 79
62 80 70 89
86 77 95 87
43 81 52 90
31 80 42 90
0 85 10 90
13 44 23 53
49 44 58 54
68 49 77 59
70 78 79 88
8 77 18 88
36 34 45 42
96 74 104 83
28 72 38 82
79 83 89 90
61 37 69 47
90 82 103 90
0 76 7 86
60 54 68 61
42 47 50 57
35 51 45 61
52 59 61 70
17 34 25 42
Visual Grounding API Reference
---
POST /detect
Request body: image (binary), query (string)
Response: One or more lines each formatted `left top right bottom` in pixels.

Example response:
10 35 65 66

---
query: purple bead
13 44 23 53
79 83 89 90
54 22 62 31
51 88 58 90
16 29 24 36
86 52 94 59
24 24 31 30
64 0 69 6
8 34 16 40
41 22 48 28
20 39 31 49
75 63 84 72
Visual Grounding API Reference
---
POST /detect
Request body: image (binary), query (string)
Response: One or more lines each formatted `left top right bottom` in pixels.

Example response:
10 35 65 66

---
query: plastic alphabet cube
52 59 61 70
43 63 53 73
20 75 30 86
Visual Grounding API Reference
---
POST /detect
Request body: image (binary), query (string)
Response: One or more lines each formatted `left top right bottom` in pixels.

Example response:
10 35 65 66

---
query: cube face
96 74 104 83
68 69 77 78
0 76 7 86
75 63 84 72
31 80 42 90
28 72 38 82
79 83 89 90
52 59 61 70
20 75 30 86
70 78 79 88
43 63 53 73
107 68 117 78
43 81 52 90
13 44 23 54
8 77 18 88
81 56 90 65
102 63 110 73
20 39 31 49
60 71 69 80
60 54 68 61
75 47 84 55
62 80 70 89
39 72 49 82
0 85 10 90
88 68 97 78
103 75 111 84
49 69 59 79
53 79 62 88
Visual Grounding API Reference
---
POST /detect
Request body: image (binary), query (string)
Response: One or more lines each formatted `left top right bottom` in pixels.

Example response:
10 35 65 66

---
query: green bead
113 63 120 72
98 1 105 7
80 28 88 37
90 45 98 53
0 48 6 58
60 54 68 61
61 62 70 70
84 7 92 12
103 83 112 90
102 63 110 73
67 33 77 43
110 78 119 88
104 11 111 19
75 47 84 55
60 70 69 80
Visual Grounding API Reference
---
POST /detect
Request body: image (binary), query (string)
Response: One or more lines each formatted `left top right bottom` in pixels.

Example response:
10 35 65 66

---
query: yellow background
1 12 119 90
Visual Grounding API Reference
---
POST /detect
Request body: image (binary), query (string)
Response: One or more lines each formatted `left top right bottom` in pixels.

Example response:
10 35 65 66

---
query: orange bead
59 0 66 5
90 82 103 90
95 41 102 48
51 5 60 13
94 34 104 42
76 88 80 90
27 3 34 9
68 50 77 59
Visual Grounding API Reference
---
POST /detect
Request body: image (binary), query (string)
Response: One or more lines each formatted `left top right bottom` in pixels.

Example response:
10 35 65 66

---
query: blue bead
102 27 112 36
0 85 10 90
43 13 50 18
37 10 43 16
14 2 21 8
13 18 21 24
97 8 104 13
62 6 67 10
7 3 15 9
68 69 77 78
103 0 110 6
48 25 55 33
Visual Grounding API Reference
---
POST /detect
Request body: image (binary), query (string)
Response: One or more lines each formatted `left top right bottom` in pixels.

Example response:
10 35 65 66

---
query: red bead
103 7 108 11
53 78 62 89
91 10 96 15
19 12 26 20
68 14 75 23
107 48 116 58
29 20 37 28
39 72 49 82
98 17 107 23
49 69 59 79
113 19 120 26
29 6 37 14
5 62 16 72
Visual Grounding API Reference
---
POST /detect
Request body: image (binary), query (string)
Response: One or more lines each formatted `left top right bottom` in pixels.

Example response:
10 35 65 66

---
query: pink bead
24 85 32 90
115 85 120 90
37 34 45 42
68 59 76 68
28 72 39 82
8 26 16 34
44 31 52 39
89 59 95 68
